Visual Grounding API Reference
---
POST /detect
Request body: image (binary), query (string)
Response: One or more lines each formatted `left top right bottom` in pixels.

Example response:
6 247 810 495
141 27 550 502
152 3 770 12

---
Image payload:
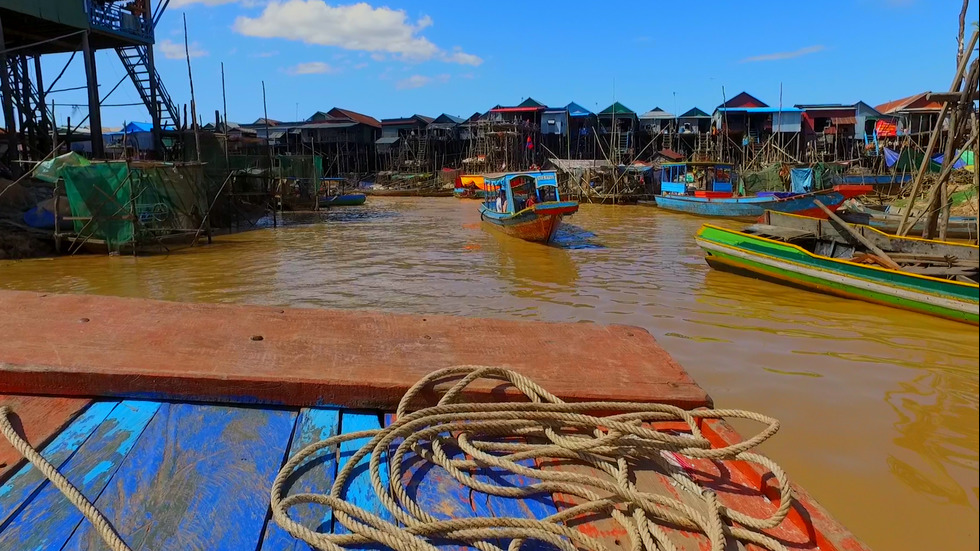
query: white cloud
441 47 482 66
353 62 368 70
396 75 430 89
396 73 449 89
158 38 209 60
233 1 480 64
740 45 825 63
287 61 335 75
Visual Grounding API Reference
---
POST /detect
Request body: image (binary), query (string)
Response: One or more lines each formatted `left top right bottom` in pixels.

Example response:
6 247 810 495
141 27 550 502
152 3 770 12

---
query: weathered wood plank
61 403 297 551
0 400 118 529
259 407 341 551
0 401 161 549
0 394 91 483
0 290 711 410
332 411 390 549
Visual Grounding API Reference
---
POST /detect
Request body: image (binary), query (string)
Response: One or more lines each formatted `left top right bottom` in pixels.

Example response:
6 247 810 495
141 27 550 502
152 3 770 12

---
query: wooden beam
813 200 903 270
0 290 712 410
927 91 980 103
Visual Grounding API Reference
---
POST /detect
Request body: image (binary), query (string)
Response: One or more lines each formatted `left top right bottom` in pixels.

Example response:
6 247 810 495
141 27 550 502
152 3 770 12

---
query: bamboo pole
183 14 201 162
898 28 978 235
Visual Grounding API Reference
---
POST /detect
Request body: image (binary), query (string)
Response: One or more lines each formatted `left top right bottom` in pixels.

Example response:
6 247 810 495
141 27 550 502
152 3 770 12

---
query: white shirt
496 197 505 212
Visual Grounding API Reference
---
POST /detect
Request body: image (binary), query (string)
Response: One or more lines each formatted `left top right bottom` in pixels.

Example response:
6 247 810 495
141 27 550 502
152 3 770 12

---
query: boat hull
319 193 366 206
839 211 978 240
480 202 578 243
655 186 871 219
453 188 488 199
695 224 979 324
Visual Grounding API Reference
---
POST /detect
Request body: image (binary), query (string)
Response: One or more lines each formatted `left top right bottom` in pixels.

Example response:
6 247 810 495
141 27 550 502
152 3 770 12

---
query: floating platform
0 290 868 550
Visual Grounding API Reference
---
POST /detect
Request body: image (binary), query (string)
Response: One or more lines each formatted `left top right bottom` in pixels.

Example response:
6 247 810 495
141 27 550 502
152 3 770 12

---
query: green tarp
61 163 133 250
32 152 91 184
60 162 211 253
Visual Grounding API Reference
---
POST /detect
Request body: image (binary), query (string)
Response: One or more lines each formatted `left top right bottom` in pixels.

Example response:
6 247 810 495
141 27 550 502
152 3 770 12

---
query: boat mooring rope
0 405 132 551
1 366 795 551
270 366 794 551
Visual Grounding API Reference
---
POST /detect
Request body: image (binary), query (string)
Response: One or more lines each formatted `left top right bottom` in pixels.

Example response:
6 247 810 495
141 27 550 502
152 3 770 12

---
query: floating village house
874 92 945 143
597 102 638 162
426 114 466 171
294 108 380 175
795 102 885 161
566 102 596 159
712 92 803 165
377 114 433 172
638 108 675 159
472 98 548 171
540 105 569 159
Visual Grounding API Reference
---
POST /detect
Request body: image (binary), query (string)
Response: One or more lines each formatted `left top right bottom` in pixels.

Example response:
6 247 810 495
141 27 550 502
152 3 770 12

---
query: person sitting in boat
525 191 537 209
496 190 507 212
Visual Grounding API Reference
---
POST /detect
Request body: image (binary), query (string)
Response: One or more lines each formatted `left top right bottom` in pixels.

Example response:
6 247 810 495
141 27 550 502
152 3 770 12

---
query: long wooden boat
478 171 579 243
655 185 872 219
839 210 978 240
695 211 980 324
0 290 871 551
318 193 366 206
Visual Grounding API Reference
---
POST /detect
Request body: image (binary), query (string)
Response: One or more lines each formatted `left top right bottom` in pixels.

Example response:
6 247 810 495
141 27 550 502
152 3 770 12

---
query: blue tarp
884 147 900 167
933 152 967 170
790 168 814 193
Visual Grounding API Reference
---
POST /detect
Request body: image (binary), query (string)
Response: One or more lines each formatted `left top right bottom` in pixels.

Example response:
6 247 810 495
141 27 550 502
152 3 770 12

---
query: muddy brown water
1 197 976 550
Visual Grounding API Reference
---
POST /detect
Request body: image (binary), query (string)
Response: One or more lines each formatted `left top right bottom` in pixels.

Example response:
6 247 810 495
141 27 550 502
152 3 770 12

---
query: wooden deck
0 290 710 409
0 398 869 551
0 290 868 550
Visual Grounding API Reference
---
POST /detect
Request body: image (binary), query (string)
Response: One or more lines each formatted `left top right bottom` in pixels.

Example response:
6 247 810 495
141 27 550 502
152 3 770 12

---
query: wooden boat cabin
482 170 562 213
660 161 736 197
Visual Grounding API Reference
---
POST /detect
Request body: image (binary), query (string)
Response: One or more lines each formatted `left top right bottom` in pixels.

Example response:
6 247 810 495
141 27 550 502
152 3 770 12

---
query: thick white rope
0 405 132 551
270 366 794 551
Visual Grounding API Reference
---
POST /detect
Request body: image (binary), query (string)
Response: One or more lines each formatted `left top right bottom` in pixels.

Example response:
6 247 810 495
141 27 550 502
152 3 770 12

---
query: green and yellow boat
695 211 979 324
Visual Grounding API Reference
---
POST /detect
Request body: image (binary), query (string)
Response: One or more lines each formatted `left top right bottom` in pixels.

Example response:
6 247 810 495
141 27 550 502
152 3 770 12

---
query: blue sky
38 0 978 127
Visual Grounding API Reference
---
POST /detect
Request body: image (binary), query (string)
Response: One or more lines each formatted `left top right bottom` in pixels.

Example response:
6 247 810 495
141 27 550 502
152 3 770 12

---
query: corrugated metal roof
639 108 675 120
376 136 401 145
598 102 636 116
874 92 942 114
678 107 710 118
715 107 802 114
565 102 593 117
299 121 358 129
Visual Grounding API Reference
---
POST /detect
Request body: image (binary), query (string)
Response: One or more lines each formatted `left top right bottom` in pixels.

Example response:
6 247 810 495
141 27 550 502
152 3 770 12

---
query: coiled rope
270 366 794 551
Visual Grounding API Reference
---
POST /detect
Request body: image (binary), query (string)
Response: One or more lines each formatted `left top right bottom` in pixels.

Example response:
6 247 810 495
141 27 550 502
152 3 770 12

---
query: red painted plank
0 290 710 410
0 394 90 484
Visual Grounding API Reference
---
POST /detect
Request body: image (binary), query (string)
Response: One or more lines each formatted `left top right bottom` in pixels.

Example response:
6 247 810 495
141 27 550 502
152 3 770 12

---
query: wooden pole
262 80 276 228
221 61 229 167
183 13 201 162
813 200 902 270
897 29 978 235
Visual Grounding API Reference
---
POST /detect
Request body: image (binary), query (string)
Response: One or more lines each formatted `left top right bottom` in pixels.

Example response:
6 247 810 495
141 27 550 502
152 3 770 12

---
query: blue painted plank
259 407 340 551
0 401 161 549
384 416 559 551
61 403 297 551
331 411 390 550
0 401 118 529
